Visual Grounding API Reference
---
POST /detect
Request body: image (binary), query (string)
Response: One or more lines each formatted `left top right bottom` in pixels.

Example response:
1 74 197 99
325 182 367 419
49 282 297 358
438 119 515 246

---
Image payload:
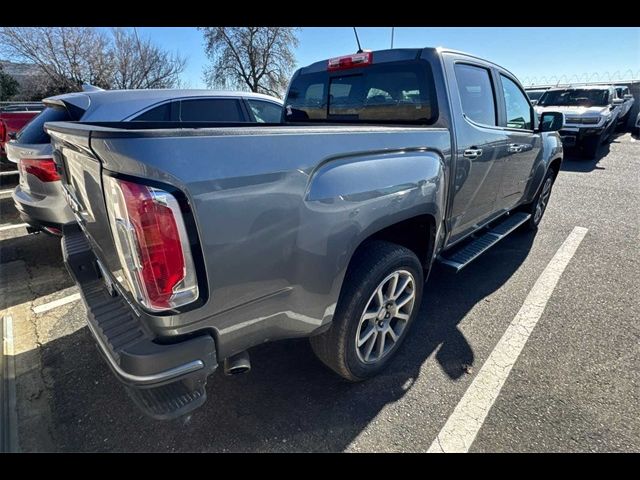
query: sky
136 27 640 90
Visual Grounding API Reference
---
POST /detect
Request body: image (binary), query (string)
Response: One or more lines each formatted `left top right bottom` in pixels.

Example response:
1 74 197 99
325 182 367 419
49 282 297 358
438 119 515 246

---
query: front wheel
521 168 556 231
310 241 424 381
581 134 601 159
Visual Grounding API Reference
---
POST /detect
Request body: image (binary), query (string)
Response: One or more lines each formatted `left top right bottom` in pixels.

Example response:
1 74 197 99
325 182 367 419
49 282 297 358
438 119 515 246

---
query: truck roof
296 46 521 84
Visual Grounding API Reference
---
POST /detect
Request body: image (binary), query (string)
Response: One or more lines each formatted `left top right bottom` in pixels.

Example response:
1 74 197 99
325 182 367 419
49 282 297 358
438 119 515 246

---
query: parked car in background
534 85 621 158
6 90 283 235
614 85 635 122
0 103 44 160
524 87 549 106
634 112 640 136
45 47 565 419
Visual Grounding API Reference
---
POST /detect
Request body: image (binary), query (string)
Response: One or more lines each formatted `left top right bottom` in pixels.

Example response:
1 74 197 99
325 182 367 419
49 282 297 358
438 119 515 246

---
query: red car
0 103 44 159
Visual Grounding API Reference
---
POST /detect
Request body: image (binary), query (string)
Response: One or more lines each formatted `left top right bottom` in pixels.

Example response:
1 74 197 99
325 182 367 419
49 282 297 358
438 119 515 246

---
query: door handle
508 143 524 153
463 147 483 159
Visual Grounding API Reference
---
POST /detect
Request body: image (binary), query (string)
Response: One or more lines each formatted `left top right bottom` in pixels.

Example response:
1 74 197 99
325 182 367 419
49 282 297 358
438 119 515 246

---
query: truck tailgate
48 126 122 279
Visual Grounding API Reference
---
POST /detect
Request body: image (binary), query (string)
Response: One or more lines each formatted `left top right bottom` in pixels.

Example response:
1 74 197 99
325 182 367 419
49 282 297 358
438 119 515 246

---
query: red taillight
103 176 198 311
20 157 60 182
327 51 373 71
0 121 6 142
119 180 186 308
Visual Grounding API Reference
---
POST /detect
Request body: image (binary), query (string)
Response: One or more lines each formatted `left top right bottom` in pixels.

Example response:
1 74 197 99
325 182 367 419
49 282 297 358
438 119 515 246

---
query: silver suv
534 85 621 158
6 89 283 235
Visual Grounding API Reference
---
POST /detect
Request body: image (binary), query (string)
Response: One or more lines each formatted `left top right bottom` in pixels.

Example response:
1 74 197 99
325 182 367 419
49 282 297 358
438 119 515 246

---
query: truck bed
45 120 451 358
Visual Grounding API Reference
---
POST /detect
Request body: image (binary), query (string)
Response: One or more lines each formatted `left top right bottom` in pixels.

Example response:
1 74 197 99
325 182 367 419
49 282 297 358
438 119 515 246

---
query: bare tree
11 71 61 101
0 27 187 97
111 28 186 89
0 27 113 93
200 27 299 97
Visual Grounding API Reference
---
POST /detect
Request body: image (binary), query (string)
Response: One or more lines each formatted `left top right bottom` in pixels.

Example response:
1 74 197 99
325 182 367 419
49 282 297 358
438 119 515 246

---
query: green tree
0 64 19 100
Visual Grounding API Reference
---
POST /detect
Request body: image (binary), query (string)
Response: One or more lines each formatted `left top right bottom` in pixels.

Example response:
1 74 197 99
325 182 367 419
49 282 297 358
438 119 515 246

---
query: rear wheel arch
348 214 437 277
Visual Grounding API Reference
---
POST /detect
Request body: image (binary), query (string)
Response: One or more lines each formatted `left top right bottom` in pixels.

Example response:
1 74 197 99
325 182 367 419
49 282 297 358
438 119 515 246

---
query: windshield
538 89 609 107
284 60 438 125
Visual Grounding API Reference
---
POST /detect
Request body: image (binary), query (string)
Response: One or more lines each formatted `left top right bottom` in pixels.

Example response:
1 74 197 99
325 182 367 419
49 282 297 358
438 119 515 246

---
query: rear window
285 60 438 124
15 105 74 144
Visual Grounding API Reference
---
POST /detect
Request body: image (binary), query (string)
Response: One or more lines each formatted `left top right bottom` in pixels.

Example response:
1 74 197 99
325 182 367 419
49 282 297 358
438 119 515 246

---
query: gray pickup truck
45 47 564 420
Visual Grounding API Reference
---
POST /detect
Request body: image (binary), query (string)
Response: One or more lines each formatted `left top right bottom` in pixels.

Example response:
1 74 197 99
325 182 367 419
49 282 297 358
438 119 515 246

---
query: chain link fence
521 70 640 87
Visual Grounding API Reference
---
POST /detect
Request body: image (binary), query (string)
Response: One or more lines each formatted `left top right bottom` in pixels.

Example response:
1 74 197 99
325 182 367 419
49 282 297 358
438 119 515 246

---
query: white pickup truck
534 85 622 158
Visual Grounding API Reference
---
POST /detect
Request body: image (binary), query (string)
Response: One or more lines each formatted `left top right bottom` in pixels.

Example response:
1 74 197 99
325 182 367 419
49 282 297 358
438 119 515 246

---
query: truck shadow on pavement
23 231 535 452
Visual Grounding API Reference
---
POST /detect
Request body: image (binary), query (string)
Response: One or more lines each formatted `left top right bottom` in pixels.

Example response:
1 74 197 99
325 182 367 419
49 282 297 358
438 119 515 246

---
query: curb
1 314 19 453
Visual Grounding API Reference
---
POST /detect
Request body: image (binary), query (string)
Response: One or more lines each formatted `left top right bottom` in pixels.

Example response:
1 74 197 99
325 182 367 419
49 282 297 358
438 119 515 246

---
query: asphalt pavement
0 132 638 452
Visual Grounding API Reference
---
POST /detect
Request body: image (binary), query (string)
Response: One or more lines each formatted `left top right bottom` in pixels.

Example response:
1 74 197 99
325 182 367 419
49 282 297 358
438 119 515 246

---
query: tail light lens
103 175 198 311
327 51 373 71
0 121 6 142
19 157 61 182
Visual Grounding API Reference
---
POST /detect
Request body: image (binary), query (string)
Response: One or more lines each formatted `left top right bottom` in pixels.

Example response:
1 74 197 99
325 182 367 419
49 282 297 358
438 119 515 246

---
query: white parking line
0 223 28 232
32 293 81 314
428 226 589 453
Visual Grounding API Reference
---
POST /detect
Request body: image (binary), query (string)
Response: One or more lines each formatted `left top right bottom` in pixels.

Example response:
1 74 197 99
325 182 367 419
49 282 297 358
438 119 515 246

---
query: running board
438 212 531 272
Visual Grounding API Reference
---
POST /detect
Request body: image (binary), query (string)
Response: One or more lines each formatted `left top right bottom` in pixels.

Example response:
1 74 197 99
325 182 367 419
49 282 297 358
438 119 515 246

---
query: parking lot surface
1 133 638 452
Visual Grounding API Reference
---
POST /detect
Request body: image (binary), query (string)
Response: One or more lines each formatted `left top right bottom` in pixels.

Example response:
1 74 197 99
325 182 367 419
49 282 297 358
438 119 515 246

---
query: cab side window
454 64 497 126
499 74 533 130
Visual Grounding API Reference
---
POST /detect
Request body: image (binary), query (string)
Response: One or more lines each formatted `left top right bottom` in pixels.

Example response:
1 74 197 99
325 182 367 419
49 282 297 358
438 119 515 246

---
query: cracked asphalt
1 133 638 452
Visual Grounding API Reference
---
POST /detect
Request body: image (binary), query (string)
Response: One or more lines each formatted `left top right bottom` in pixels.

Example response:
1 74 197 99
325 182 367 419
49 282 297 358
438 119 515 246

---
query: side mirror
612 98 624 105
530 99 538 106
623 94 633 100
538 111 564 132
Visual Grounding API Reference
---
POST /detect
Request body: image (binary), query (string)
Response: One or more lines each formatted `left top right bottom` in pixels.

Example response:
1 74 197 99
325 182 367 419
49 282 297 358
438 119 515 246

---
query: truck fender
296 148 447 307
523 132 563 204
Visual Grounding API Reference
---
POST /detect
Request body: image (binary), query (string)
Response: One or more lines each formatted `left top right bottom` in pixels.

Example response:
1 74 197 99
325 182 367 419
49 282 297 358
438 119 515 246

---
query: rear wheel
310 241 423 381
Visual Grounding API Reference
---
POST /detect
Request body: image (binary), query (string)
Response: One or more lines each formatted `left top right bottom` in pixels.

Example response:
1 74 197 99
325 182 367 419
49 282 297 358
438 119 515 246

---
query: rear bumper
61 224 218 419
12 183 75 230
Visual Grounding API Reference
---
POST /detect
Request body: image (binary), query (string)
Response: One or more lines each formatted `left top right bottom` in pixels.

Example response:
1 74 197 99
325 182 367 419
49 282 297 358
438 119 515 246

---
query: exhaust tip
226 365 251 375
223 351 251 376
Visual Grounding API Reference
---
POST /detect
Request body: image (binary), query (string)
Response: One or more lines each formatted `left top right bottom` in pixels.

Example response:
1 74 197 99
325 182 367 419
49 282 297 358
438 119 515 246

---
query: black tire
521 167 557 231
581 134 601 159
310 240 424 381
